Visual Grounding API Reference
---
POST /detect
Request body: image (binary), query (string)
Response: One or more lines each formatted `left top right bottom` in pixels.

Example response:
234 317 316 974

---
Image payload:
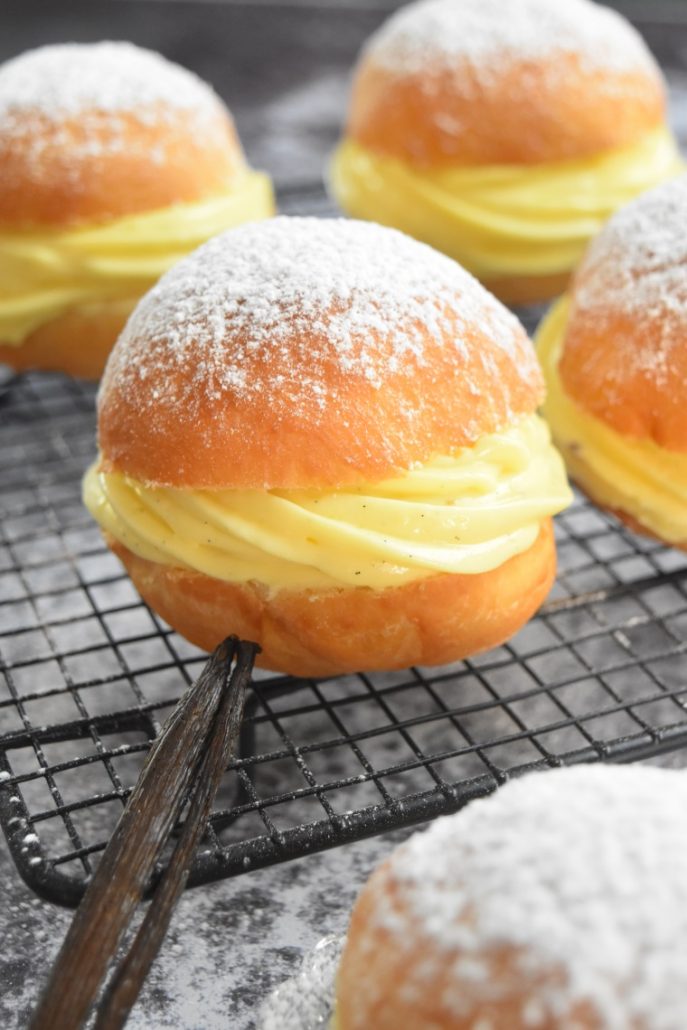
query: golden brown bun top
338 765 687 1028
560 174 687 451
0 41 245 228
98 217 543 490
348 0 666 167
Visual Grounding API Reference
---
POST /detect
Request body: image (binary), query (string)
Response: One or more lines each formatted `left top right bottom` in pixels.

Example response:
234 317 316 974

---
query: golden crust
348 56 665 169
105 521 555 677
98 302 543 491
608 505 687 550
0 299 136 379
484 270 572 306
559 302 687 453
0 109 244 229
336 852 599 1029
570 478 687 553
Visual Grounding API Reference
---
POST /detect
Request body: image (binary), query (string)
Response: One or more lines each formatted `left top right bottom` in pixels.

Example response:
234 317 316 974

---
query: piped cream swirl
83 415 571 591
538 296 687 544
330 127 682 280
0 171 275 345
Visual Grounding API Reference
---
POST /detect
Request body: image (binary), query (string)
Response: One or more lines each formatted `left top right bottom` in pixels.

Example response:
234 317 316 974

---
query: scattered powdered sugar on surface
366 0 658 82
376 764 687 1029
102 216 532 425
258 934 343 1030
571 173 687 384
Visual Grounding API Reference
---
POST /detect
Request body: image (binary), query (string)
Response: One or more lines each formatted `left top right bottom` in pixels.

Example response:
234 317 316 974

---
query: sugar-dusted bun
331 0 680 305
537 175 687 548
349 0 665 168
337 764 687 1029
98 218 543 489
559 175 687 451
0 42 273 379
0 42 242 227
89 218 569 676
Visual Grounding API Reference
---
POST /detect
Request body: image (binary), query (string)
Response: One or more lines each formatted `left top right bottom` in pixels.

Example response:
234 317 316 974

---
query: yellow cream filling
538 297 687 545
82 415 571 591
330 128 682 280
0 170 275 346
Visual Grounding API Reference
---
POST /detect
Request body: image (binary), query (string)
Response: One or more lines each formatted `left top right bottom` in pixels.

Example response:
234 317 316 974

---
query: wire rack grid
3 0 687 902
2 332 687 907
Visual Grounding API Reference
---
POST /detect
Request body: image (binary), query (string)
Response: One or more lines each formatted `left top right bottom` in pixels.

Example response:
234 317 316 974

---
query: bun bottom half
0 298 136 380
483 270 571 306
107 521 555 677
570 477 687 553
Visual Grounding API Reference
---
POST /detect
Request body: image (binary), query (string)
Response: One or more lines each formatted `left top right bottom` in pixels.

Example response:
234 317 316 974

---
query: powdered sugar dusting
0 42 224 125
377 764 687 1029
570 173 687 385
366 0 659 83
258 934 343 1030
0 42 228 174
102 216 532 423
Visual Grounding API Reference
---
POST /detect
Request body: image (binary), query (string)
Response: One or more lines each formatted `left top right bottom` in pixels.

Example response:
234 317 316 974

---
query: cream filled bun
0 42 274 379
84 217 571 677
336 764 687 1029
330 0 682 305
537 174 687 549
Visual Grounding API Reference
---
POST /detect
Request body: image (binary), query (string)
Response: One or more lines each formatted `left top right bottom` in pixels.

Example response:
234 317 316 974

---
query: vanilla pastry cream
83 415 571 591
0 171 274 345
538 297 687 545
330 127 682 281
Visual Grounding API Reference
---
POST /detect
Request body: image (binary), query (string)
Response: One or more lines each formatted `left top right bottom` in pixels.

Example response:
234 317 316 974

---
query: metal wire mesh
4 1 687 903
2 346 687 907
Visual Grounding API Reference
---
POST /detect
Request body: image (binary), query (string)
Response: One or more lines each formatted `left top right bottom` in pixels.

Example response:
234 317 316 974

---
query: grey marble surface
4 754 687 1029
0 815 412 1029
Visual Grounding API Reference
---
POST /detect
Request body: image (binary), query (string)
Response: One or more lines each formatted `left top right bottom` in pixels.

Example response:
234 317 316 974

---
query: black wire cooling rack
2 0 687 908
2 357 687 907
